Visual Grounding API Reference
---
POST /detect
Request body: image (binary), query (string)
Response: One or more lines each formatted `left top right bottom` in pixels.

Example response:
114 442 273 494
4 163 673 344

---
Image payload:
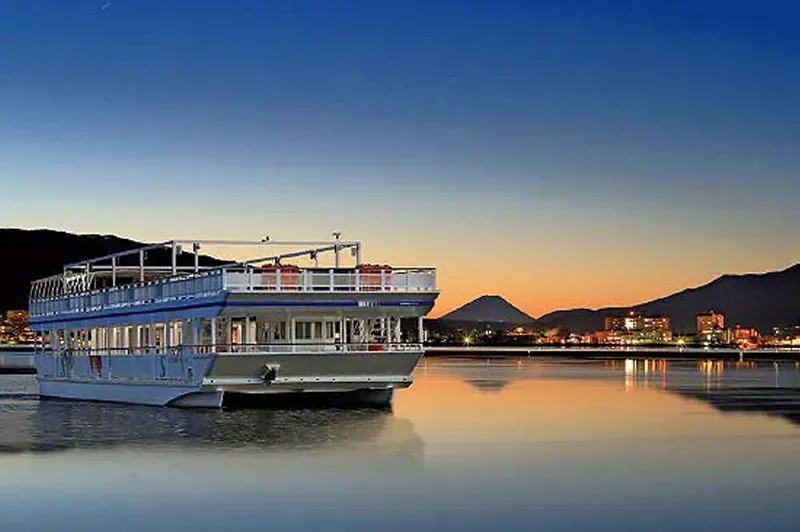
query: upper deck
28 239 437 328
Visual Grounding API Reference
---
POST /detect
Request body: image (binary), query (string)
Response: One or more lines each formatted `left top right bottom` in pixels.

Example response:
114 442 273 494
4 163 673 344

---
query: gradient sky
1 0 799 317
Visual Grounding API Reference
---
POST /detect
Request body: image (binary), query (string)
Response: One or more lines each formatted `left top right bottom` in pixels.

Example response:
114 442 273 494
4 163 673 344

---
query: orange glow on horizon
424 254 800 319
14 224 796 321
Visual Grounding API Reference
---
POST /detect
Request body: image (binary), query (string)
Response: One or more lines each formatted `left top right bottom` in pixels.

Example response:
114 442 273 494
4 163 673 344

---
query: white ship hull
36 350 422 407
38 379 207 406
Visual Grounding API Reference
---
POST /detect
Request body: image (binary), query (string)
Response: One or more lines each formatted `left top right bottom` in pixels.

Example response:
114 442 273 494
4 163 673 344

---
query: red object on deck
356 264 392 291
89 354 102 374
261 264 301 291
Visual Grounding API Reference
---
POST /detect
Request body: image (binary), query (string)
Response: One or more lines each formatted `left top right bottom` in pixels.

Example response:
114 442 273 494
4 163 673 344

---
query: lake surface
1 356 799 531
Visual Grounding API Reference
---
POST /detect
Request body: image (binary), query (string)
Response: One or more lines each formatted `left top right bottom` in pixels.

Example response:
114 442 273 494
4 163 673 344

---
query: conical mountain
440 295 535 325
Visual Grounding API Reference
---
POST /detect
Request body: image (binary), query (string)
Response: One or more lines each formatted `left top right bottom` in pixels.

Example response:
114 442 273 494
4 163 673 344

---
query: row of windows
47 319 357 345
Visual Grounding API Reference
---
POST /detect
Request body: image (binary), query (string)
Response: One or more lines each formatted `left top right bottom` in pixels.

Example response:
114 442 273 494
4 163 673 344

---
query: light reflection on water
1 356 799 531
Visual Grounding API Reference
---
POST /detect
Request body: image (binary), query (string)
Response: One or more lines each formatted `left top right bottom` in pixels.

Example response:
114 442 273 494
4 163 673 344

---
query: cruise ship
27 239 438 407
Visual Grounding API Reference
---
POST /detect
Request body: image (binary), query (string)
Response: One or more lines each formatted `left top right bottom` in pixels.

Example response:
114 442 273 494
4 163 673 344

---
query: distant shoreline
2 345 798 377
426 345 800 360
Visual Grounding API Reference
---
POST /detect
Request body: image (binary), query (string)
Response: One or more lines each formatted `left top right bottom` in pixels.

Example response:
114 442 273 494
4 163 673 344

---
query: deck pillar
165 321 172 352
290 317 296 353
211 317 217 352
182 320 189 354
395 317 402 344
191 319 199 351
149 323 156 354
132 325 139 351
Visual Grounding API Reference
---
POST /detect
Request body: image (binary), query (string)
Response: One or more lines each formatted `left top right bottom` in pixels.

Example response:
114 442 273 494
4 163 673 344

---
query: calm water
1 356 800 531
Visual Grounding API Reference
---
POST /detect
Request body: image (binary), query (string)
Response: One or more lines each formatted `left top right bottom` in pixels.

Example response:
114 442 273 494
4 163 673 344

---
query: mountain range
2 228 799 334
535 264 800 333
438 265 800 334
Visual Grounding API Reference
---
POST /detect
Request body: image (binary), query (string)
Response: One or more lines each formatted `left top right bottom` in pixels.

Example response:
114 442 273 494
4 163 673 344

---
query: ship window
273 321 287 341
296 322 310 340
325 321 341 340
296 321 323 340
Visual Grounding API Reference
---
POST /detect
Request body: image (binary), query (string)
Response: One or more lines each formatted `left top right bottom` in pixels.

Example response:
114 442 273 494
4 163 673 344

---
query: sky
1 0 799 317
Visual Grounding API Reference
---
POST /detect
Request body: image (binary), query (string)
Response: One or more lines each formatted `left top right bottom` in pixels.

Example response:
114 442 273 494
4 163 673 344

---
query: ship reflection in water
3 398 423 457
2 356 800 531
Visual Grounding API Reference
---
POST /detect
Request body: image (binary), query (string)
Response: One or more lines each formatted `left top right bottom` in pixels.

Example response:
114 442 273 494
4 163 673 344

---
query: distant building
764 325 800 346
503 325 539 344
697 310 728 344
506 326 533 337
732 325 760 349
601 311 672 344
0 310 34 345
5 310 28 323
581 333 598 345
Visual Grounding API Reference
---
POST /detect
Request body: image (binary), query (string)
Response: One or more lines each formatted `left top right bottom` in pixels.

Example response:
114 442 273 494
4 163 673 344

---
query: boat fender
260 365 277 384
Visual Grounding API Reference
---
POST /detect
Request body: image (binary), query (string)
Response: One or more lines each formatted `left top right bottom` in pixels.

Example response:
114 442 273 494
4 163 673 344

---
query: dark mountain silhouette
0 229 224 311
535 264 800 334
440 295 535 326
4 229 798 335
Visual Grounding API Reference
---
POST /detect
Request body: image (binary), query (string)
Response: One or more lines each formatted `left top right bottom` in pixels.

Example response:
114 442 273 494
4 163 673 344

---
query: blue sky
1 0 799 315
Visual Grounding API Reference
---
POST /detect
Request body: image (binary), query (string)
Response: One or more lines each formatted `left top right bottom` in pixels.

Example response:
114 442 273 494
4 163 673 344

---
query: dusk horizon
2 224 799 319
2 1 799 318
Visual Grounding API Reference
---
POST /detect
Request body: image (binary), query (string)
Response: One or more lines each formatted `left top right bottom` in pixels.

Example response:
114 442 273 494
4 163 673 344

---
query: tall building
697 310 727 343
602 311 672 344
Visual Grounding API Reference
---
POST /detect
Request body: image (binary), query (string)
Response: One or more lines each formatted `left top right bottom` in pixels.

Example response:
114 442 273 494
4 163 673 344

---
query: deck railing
29 267 437 318
42 343 423 356
29 270 225 318
222 268 436 293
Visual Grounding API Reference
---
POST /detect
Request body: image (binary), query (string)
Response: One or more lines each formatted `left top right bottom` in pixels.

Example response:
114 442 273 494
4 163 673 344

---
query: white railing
29 267 437 318
216 342 423 354
43 343 423 356
29 271 225 318
222 268 436 293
